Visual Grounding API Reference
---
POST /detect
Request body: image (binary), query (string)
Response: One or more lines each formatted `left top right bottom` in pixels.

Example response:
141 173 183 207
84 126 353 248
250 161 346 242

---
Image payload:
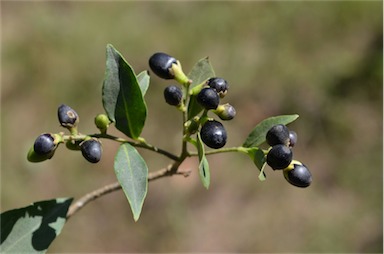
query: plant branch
66 164 191 219
66 133 180 161
188 146 249 156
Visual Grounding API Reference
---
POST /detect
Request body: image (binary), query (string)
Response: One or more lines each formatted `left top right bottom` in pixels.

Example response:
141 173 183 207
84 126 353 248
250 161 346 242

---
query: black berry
164 85 183 106
149 52 177 79
33 133 56 155
58 104 79 128
200 120 227 149
266 124 290 146
289 130 298 147
207 77 228 98
284 163 312 188
81 139 102 163
197 87 220 110
266 144 293 170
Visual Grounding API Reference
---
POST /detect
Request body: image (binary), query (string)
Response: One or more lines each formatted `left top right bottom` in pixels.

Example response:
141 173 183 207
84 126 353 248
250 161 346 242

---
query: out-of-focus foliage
1 1 382 253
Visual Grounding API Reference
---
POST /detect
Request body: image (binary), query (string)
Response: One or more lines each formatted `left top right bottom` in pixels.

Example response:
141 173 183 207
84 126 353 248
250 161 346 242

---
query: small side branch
66 165 191 219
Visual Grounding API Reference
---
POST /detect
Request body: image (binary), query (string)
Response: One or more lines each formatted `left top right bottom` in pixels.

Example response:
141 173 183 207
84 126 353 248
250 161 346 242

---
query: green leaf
246 147 267 181
187 57 215 119
136 70 150 96
243 114 299 148
114 143 148 221
102 44 147 139
197 132 210 189
188 57 216 88
258 166 267 181
1 198 73 253
187 95 204 120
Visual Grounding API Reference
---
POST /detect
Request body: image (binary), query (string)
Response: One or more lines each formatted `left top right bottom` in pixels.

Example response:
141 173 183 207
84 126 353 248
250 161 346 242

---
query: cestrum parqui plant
16 44 313 252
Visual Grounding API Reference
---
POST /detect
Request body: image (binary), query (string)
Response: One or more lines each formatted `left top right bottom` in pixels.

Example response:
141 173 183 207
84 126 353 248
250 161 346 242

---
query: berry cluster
149 52 236 150
28 104 105 164
197 78 234 149
265 124 312 187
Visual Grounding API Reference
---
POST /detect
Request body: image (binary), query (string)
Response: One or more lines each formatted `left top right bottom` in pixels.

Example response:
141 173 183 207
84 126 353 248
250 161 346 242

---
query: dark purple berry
200 120 227 149
81 139 102 163
149 52 177 79
197 87 220 110
58 104 79 128
284 163 312 188
266 144 293 170
266 124 290 146
206 77 229 98
164 85 183 106
216 103 236 121
33 133 56 155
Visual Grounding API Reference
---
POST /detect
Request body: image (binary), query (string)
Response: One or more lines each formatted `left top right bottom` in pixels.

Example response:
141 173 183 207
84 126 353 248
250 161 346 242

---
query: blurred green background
1 1 382 253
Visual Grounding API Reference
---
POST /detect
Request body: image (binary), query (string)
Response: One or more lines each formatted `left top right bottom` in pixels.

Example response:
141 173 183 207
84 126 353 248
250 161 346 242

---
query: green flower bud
94 114 110 133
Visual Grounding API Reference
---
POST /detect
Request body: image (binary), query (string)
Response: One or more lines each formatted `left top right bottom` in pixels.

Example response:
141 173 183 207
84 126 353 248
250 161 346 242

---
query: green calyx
283 160 303 171
27 146 54 162
184 116 200 135
189 81 207 96
170 61 191 85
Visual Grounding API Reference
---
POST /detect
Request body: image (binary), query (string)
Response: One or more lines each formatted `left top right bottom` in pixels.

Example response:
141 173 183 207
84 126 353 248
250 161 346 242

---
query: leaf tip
133 214 141 222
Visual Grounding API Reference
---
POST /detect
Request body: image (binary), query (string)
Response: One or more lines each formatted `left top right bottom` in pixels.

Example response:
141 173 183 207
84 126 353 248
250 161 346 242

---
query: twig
91 133 180 161
66 165 191 219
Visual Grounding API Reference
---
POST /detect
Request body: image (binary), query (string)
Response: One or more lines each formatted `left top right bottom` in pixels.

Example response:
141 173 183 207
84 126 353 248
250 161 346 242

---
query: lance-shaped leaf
102 44 147 139
243 114 299 148
187 57 216 119
1 198 73 253
197 132 210 189
114 143 148 221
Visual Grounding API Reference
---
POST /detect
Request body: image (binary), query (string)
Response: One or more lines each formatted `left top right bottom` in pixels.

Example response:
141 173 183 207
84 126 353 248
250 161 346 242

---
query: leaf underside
0 198 73 253
114 143 148 221
136 70 150 96
187 57 216 119
246 147 267 181
188 57 216 88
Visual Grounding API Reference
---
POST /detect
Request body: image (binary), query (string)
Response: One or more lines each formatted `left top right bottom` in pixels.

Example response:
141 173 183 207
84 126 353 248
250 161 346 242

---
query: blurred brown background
1 1 382 253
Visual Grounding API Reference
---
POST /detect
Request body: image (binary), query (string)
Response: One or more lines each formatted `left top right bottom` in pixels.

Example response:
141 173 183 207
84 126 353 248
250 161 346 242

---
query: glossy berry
81 139 102 163
266 144 293 170
149 52 177 79
207 77 229 98
164 85 183 106
266 124 290 146
284 163 312 188
33 133 56 155
200 120 227 149
215 103 236 121
197 87 220 110
289 130 298 147
58 104 79 128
